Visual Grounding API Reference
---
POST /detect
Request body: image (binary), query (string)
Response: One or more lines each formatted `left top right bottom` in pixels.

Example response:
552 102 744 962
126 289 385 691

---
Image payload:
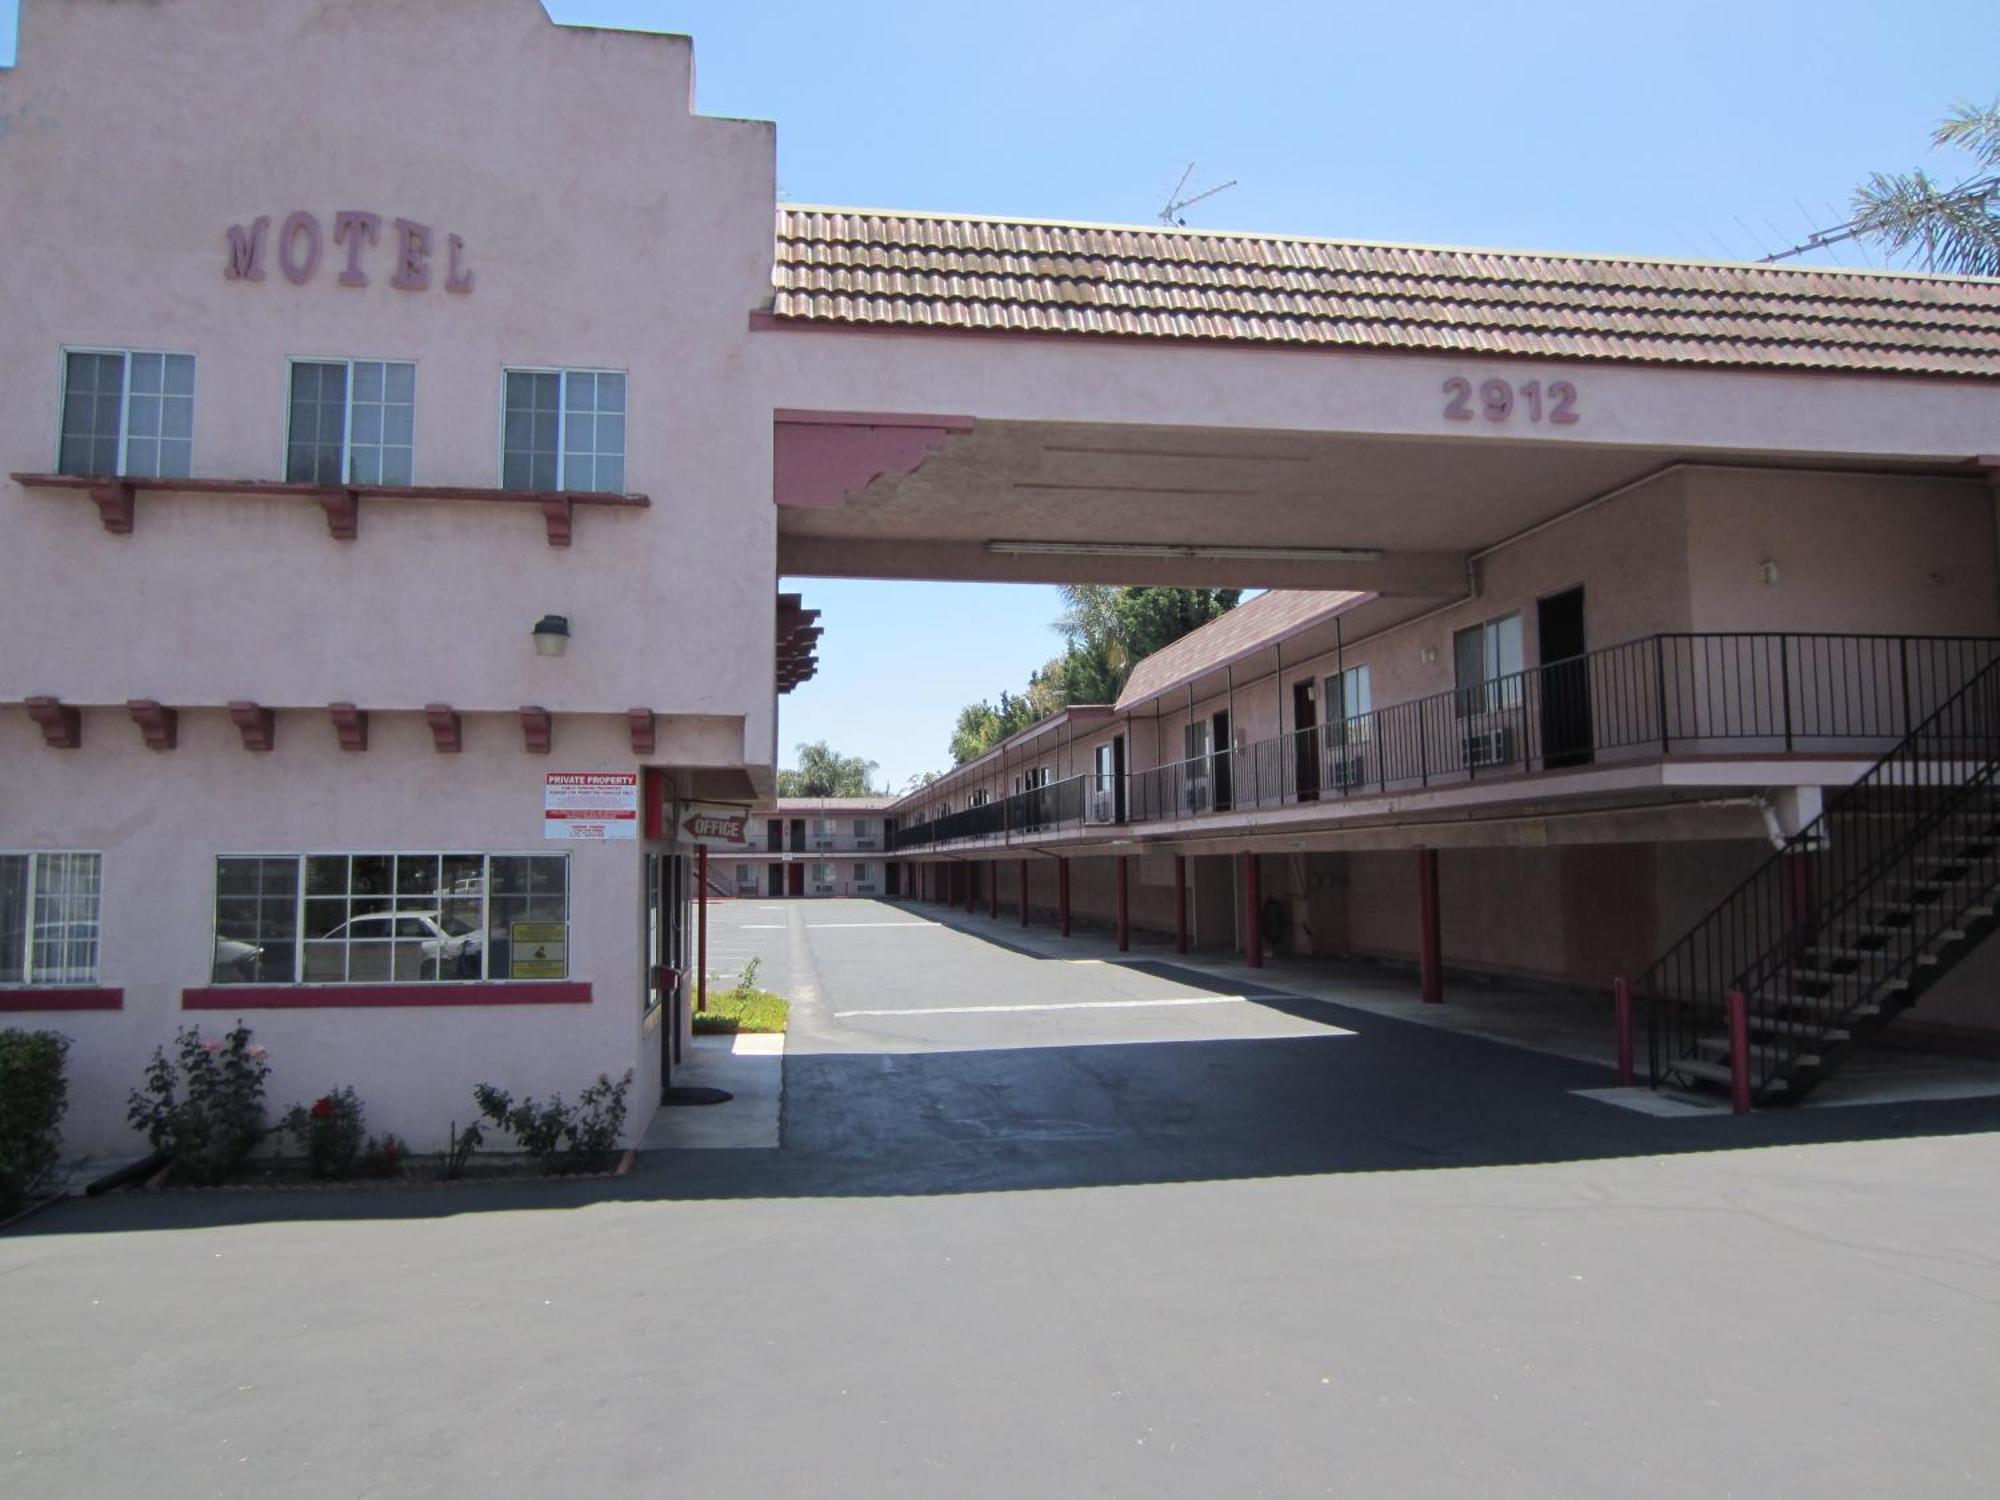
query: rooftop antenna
1158 162 1237 227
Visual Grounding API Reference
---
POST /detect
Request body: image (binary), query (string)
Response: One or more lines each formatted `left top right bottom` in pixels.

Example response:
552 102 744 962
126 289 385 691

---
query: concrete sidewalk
640 1033 784 1149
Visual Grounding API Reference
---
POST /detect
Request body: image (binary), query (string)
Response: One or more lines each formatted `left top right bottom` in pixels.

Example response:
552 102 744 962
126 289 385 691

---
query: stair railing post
1655 635 1670 754
1727 987 1752 1115
1614 977 1634 1087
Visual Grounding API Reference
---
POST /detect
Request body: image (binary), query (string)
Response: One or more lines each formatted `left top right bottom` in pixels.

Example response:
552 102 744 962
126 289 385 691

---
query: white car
305 911 483 981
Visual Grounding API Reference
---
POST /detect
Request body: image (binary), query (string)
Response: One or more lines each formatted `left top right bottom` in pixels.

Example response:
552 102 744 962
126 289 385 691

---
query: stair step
1672 1057 1792 1093
1697 1037 1820 1067
1748 1017 1851 1041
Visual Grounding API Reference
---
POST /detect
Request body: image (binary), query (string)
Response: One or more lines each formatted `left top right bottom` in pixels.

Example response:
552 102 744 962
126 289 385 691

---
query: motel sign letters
222 210 474 293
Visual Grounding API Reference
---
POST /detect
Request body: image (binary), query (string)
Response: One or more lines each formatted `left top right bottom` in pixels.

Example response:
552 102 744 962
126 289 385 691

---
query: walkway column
1173 855 1187 954
989 859 999 918
696 844 709 1013
965 861 976 915
1418 847 1442 1003
1115 856 1130 952
1019 858 1030 927
1242 851 1262 969
1058 858 1071 937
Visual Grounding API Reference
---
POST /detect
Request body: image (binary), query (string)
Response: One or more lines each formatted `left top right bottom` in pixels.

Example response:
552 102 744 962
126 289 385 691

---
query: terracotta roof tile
772 207 2000 378
1116 591 1369 712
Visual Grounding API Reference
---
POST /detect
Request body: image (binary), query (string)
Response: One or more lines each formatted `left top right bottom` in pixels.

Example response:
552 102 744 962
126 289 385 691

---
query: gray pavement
6 897 2000 1498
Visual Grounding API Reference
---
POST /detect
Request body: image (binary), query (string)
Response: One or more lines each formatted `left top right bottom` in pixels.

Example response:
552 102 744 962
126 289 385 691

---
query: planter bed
134 1149 636 1193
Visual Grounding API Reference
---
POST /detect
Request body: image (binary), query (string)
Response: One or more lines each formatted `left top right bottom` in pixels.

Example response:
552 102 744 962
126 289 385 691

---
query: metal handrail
888 632 2000 852
1637 653 2000 1096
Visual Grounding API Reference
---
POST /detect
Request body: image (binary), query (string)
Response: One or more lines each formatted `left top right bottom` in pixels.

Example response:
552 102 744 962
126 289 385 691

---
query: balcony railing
890 633 2000 852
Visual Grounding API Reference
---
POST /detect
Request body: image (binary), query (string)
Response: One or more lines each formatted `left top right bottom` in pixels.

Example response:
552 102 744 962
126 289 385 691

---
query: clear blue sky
4 1 1992 788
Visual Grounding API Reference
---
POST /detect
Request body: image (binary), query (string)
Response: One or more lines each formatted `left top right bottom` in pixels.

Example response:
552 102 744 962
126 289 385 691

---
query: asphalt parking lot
6 898 1999 1498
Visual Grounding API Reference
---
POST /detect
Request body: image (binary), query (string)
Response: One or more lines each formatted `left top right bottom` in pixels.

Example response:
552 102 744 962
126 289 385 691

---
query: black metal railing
891 775 1088 852
889 633 2000 851
1637 654 2000 1097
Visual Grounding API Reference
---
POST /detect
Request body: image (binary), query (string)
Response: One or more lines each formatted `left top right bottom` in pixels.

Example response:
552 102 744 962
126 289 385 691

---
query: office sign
679 804 751 849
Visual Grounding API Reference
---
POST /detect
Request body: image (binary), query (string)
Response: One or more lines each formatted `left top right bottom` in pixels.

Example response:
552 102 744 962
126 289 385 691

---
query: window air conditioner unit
855 838 878 850
1085 787 1117 824
1463 726 1516 769
1184 775 1212 815
812 838 833 850
1328 753 1368 790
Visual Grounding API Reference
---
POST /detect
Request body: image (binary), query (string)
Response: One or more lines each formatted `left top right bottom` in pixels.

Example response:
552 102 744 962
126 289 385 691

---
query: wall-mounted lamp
1420 644 1439 665
532 614 571 658
1759 559 1780 586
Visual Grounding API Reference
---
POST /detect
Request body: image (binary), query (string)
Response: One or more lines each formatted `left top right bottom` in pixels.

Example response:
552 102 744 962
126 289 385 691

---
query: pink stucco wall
1 0 778 739
0 708 666 1153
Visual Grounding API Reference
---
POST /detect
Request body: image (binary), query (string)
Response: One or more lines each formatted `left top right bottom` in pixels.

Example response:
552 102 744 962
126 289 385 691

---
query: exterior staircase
1638 656 2000 1104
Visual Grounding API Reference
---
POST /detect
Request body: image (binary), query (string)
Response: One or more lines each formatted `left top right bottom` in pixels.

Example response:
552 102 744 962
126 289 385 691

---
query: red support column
696 845 709 1014
1417 847 1442 1003
1728 987 1752 1115
1115 855 1130 953
1058 858 1071 937
1243 852 1263 969
1173 855 1188 954
965 861 976 915
989 859 999 918
1613 976 1634 1086
1019 858 1029 927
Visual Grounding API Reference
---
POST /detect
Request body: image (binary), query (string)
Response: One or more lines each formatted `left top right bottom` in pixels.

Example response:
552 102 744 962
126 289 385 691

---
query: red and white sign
679 804 752 849
544 772 639 841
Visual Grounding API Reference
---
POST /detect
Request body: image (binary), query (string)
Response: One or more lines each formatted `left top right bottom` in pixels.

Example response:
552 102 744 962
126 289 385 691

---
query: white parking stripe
803 922 938 929
834 995 1272 1018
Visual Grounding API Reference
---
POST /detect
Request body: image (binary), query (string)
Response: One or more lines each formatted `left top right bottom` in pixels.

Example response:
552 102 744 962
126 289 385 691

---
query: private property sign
543 772 639 840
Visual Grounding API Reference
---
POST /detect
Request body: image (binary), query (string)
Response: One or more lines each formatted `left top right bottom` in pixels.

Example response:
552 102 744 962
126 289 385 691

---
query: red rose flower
310 1096 336 1120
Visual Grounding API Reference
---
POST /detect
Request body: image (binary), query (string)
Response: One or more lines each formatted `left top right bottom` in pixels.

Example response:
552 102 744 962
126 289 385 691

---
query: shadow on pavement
18 981 2000 1237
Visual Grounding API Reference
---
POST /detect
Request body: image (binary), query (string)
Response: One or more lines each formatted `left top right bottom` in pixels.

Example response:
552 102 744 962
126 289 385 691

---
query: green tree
777 741 879 797
1115 587 1242 664
1852 98 2000 276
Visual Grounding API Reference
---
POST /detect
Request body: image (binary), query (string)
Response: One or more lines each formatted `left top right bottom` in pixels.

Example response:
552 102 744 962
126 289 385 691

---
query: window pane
0 855 27 985
562 370 626 494
212 856 298 983
501 371 562 491
30 853 101 985
349 361 415 489
287 362 348 484
59 352 125 477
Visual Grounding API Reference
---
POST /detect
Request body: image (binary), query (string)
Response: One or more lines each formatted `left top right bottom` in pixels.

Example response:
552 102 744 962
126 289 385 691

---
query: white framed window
58 349 194 479
209 853 568 985
286 359 415 485
501 368 625 492
1454 614 1524 716
0 853 103 987
1326 665 1374 741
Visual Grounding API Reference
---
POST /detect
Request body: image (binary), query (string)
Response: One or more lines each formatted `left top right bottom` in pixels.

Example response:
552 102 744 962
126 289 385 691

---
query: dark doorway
1111 733 1128 823
787 863 805 897
886 862 901 897
1212 710 1233 811
765 817 781 851
1536 586 1593 768
788 818 806 852
766 862 782 897
1292 679 1320 801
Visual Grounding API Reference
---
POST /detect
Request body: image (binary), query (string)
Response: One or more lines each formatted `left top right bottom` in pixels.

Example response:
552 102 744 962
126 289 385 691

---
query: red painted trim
424 704 461 754
1613 977 1634 1086
182 982 591 1010
227 700 276 752
1115 855 1130 953
1019 858 1029 927
1243 852 1262 969
1058 857 1071 938
328 702 368 752
772 408 976 431
628 708 656 758
520 705 553 755
1727 987 1752 1113
25 697 82 749
0 987 123 1012
642 767 666 840
697 845 709 1014
317 487 360 540
1417 848 1442 1002
1173 855 1187 954
128 699 178 751
88 479 135 534
988 859 999 919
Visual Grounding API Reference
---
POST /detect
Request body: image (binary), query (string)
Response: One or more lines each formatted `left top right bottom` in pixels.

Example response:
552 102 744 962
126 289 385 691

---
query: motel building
1 0 1997 1158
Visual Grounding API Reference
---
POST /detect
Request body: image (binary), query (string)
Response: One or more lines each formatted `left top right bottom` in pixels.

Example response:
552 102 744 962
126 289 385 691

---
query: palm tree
777 741 878 797
1851 98 2000 276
